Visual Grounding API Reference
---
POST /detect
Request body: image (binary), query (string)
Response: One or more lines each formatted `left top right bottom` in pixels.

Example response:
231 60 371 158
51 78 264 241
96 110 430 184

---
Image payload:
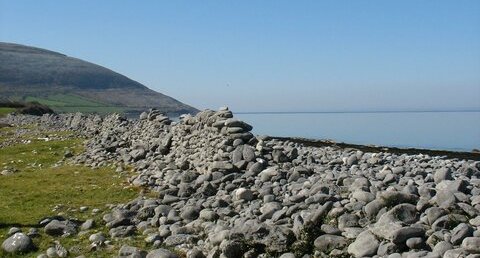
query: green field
24 94 126 114
0 126 147 257
0 107 15 117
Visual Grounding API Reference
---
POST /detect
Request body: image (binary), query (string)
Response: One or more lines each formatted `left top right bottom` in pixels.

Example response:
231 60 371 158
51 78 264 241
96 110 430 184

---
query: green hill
0 42 197 115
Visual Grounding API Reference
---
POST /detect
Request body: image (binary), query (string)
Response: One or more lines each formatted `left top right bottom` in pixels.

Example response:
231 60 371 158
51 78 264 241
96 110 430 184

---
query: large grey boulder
1 233 35 253
44 219 77 236
369 204 418 240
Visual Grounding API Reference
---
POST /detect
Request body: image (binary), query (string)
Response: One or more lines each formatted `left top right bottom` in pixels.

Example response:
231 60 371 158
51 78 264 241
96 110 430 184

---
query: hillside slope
0 42 197 115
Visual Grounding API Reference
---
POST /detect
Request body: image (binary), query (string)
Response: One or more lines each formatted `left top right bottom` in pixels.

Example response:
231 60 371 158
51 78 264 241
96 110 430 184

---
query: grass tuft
0 107 15 117
0 126 142 257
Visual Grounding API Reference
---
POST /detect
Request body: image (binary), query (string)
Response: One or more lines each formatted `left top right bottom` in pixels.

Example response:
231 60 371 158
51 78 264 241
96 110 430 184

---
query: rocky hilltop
1 109 480 257
0 42 197 115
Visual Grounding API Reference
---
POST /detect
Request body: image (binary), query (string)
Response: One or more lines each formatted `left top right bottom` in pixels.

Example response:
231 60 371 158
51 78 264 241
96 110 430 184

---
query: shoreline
273 136 480 161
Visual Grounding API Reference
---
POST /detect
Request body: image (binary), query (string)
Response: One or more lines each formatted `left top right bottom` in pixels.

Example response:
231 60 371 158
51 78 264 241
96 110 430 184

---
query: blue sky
1 0 479 111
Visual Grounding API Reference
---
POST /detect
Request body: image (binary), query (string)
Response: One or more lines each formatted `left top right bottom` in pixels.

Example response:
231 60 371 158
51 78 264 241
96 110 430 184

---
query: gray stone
109 226 135 238
260 202 282 220
248 162 264 174
406 237 425 249
434 168 452 184
314 234 348 251
27 228 40 238
433 241 453 256
347 230 379 257
199 209 219 221
261 226 296 253
118 245 145 258
444 248 468 258
377 241 400 256
130 148 146 161
89 232 106 243
350 177 371 191
279 253 295 258
54 243 68 257
370 204 418 240
146 248 178 258
187 248 206 258
181 206 200 221
242 145 256 162
258 167 278 182
224 119 252 131
7 227 21 236
364 199 386 219
220 240 247 258
431 215 459 231
80 219 95 230
321 224 341 235
210 161 235 172
470 216 480 227
337 213 359 230
435 190 457 208
1 233 34 253
145 233 162 244
352 191 375 203
379 191 418 206
426 207 448 225
391 227 425 245
309 201 333 225
272 149 289 163
235 188 254 201
44 219 77 236
164 234 196 246
342 227 364 239
451 223 474 245
46 247 57 257
155 205 173 217
232 147 243 163
436 180 469 193
346 155 358 166
462 237 480 254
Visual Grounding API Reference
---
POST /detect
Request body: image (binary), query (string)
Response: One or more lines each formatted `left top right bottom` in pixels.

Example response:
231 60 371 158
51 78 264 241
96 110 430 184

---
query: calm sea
235 111 480 152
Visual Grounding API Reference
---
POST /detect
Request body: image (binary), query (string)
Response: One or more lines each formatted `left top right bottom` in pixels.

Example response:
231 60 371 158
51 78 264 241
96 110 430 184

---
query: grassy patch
25 94 106 107
52 105 125 114
0 126 143 257
0 107 15 117
24 94 126 114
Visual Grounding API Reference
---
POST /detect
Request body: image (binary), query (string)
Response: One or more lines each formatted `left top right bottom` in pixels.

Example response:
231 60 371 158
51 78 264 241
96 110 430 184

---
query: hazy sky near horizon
1 1 479 112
